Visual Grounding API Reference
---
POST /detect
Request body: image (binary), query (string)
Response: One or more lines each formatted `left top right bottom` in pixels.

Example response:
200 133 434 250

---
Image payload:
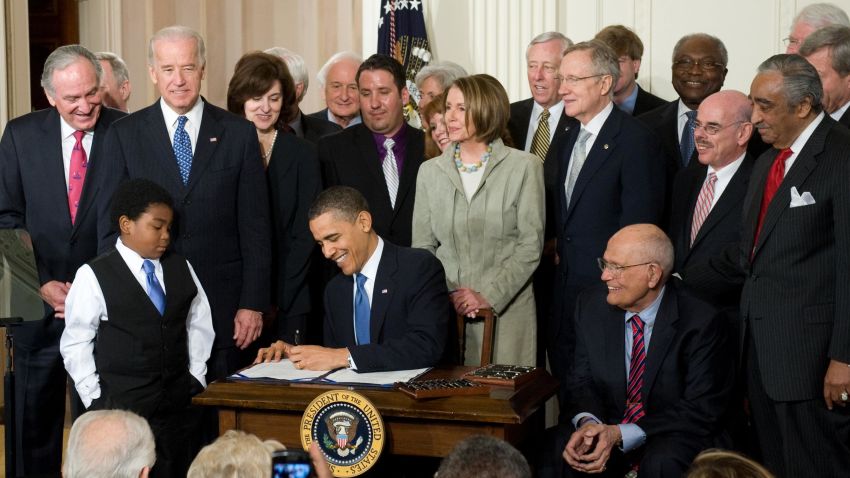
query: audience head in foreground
63 410 155 478
686 449 776 478
436 435 531 478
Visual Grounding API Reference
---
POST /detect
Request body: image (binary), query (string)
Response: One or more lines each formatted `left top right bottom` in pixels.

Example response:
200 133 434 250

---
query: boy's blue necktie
354 273 370 345
142 260 166 316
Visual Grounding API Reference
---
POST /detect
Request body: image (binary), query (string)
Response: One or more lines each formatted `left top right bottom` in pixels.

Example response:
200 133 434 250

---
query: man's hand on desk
254 340 349 371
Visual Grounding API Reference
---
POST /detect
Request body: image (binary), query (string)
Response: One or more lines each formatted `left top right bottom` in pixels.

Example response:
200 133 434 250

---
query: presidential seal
301 390 384 477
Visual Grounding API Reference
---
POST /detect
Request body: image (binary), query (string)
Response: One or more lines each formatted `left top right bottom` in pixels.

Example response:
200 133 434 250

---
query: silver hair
41 45 103 96
316 51 362 87
63 410 156 478
799 25 850 76
437 435 531 478
793 3 850 31
95 51 130 85
758 54 823 113
148 25 206 67
672 33 728 66
526 31 573 60
265 46 309 101
563 40 621 98
414 61 468 90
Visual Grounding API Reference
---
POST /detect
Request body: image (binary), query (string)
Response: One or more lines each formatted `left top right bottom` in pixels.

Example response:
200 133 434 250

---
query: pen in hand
294 329 301 346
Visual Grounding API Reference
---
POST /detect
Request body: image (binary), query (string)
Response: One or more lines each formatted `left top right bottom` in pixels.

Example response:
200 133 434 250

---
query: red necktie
623 315 646 424
68 130 87 224
753 148 793 246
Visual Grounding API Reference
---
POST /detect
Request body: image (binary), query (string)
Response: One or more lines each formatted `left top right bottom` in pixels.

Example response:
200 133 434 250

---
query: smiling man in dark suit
318 54 424 247
546 40 666 409
685 54 850 476
0 44 125 476
255 186 450 372
99 25 271 381
554 224 732 477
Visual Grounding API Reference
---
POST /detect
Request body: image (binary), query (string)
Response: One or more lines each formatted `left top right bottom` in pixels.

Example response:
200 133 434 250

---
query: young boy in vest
61 178 215 478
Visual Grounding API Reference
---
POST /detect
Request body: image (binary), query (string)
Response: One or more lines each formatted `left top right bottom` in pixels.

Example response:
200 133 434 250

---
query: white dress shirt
59 116 94 187
60 238 215 407
706 153 746 210
830 100 850 122
783 112 825 175
160 97 204 155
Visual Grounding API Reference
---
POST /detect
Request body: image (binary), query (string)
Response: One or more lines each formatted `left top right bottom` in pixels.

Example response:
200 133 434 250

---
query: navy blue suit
99 100 271 378
545 105 666 404
0 106 126 476
323 241 451 372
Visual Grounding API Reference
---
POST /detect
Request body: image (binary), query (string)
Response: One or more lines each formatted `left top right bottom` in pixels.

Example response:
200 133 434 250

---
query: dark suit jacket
267 130 321 324
307 108 330 122
298 110 341 144
632 85 667 117
0 106 126 345
686 116 850 401
323 241 451 372
837 108 850 129
568 282 733 443
546 106 666 346
318 123 425 246
507 98 572 151
99 100 271 348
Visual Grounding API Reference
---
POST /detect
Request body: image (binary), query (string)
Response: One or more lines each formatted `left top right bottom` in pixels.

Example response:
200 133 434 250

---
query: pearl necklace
261 129 279 163
454 142 493 173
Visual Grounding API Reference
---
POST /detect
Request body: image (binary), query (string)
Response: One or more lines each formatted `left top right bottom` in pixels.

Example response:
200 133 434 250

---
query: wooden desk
193 368 558 457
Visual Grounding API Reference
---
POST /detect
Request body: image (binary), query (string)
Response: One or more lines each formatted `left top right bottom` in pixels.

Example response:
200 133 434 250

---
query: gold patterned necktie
529 108 551 160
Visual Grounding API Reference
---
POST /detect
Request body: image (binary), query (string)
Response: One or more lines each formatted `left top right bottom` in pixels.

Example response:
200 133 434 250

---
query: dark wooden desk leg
219 408 237 435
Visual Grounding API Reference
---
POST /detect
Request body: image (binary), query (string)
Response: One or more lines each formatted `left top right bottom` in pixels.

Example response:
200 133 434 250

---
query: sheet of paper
324 367 430 386
233 360 327 381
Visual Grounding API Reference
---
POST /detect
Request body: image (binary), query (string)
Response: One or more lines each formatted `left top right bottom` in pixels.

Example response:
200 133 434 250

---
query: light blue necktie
173 115 193 184
354 273 370 345
142 260 166 316
680 110 697 166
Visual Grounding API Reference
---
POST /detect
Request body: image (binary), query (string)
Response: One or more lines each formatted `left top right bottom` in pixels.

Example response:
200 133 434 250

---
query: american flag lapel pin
381 289 388 294
210 137 218 142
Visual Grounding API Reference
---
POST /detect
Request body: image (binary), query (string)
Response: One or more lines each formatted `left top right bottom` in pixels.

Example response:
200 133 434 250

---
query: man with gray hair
437 435 531 478
309 51 363 128
785 2 850 54
264 46 341 143
800 25 850 128
546 40 666 412
508 31 574 160
0 43 125 476
99 25 271 381
413 60 468 109
553 224 732 477
64 410 156 478
96 51 131 112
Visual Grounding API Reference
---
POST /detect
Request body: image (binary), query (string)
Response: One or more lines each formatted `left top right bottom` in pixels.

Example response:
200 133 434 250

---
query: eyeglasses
693 120 747 135
783 37 801 48
556 74 608 85
673 58 725 72
597 257 654 277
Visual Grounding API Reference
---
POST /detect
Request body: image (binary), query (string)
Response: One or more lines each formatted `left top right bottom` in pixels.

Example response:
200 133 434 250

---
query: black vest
89 249 198 417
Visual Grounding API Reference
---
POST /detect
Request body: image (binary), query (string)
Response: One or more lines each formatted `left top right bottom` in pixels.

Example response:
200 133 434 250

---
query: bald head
64 410 155 478
695 90 753 169
602 224 673 312
609 224 674 280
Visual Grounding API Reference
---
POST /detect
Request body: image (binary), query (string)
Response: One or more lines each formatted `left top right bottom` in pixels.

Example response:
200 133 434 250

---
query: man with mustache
255 186 451 372
318 54 425 247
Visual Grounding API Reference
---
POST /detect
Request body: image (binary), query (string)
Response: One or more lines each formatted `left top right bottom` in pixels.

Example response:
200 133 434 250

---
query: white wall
363 0 850 103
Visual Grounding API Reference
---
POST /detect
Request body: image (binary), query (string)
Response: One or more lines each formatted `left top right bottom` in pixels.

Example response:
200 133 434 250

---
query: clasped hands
562 422 621 474
254 340 349 371
450 287 492 318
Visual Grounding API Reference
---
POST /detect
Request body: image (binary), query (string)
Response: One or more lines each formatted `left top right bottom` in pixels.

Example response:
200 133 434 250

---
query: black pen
294 329 301 346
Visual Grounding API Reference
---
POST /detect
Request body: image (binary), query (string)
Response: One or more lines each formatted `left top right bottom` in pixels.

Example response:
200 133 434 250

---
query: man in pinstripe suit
685 54 850 476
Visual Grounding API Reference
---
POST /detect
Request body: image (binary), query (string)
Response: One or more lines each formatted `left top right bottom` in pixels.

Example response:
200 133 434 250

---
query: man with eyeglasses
545 40 666 411
799 25 850 129
546 223 732 477
785 2 849 54
685 54 850 476
309 51 363 129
